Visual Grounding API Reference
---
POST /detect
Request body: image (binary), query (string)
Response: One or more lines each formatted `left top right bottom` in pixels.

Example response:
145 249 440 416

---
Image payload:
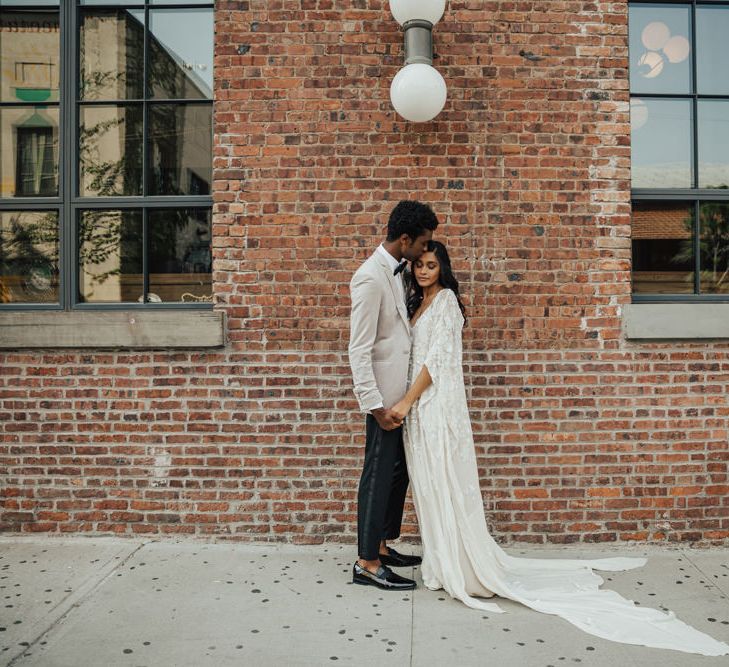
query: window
630 2 729 300
0 1 213 308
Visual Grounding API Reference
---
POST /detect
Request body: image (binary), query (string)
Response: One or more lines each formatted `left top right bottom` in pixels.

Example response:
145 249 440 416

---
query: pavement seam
410 569 415 667
680 547 729 598
7 540 149 666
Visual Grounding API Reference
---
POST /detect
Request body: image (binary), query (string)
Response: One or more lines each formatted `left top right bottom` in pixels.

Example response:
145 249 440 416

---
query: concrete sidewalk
1 538 728 666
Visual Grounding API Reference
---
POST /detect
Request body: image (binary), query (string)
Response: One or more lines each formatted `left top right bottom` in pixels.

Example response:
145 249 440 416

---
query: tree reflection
674 193 729 292
0 211 58 303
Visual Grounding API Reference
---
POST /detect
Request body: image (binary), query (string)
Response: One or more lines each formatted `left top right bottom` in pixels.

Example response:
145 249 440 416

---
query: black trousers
357 414 409 561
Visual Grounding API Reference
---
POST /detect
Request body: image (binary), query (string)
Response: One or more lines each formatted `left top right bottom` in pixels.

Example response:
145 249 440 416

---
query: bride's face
413 252 440 289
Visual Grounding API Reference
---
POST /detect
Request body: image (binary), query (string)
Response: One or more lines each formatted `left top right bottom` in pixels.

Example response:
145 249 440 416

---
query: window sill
0 310 225 349
624 303 729 340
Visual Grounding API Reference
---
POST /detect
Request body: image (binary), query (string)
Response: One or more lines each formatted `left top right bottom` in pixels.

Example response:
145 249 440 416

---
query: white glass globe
390 0 445 26
663 35 690 64
390 63 447 122
641 21 670 51
637 50 664 79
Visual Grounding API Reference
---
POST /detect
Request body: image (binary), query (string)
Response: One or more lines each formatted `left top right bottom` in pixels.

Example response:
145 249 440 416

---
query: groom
348 200 439 591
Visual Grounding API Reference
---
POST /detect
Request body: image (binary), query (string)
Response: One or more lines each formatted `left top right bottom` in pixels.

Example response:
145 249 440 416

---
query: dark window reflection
79 9 145 101
630 98 692 189
79 104 143 196
148 103 212 196
699 202 729 294
0 210 59 304
1 106 59 198
148 9 213 100
148 208 211 303
632 202 694 294
78 209 143 303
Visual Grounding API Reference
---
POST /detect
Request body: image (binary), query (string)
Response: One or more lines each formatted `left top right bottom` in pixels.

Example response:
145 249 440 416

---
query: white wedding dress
402 288 729 656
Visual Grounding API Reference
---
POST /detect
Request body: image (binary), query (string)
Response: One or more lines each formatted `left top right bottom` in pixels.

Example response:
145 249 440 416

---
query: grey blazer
348 250 411 412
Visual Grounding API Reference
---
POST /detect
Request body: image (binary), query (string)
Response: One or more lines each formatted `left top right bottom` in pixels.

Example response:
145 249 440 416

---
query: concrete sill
0 310 225 349
624 303 729 340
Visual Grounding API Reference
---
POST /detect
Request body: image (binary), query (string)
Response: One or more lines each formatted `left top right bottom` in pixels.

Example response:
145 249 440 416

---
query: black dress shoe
352 563 416 590
379 547 422 568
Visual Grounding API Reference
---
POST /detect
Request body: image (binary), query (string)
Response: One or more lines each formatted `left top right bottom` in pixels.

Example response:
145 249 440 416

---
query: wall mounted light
389 0 447 122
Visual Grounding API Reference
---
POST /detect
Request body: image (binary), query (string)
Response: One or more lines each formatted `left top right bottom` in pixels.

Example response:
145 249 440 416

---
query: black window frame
630 0 729 302
0 0 214 311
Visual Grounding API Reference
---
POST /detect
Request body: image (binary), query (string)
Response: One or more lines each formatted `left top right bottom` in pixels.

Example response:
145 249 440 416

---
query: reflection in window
632 202 694 295
79 105 143 196
148 9 213 100
629 4 692 95
148 208 211 303
698 100 729 189
0 106 59 198
0 10 60 103
699 202 729 294
79 9 144 101
631 98 692 189
0 210 59 303
16 126 57 197
696 6 729 95
78 209 143 303
148 104 212 196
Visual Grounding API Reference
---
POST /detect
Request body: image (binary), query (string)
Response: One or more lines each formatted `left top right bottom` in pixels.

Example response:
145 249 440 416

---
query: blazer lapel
373 252 410 331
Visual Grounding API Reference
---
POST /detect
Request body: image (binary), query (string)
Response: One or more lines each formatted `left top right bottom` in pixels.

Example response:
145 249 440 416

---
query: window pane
0 2 59 5
148 9 213 100
79 1 143 5
696 5 729 95
79 9 144 101
148 103 212 196
79 104 143 197
0 9 60 103
78 209 142 303
0 106 59 198
698 100 729 189
0 210 59 304
630 98 692 188
148 208 211 303
699 202 729 294
632 202 694 295
629 3 692 95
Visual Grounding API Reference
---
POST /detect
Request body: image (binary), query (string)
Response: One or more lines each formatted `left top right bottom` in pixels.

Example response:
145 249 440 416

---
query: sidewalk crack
8 540 150 666
681 548 729 598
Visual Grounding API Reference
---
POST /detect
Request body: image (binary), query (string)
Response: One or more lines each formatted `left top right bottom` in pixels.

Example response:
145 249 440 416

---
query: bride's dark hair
407 240 467 323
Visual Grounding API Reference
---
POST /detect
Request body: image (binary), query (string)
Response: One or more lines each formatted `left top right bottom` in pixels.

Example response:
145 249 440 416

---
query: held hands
390 399 413 424
371 407 404 431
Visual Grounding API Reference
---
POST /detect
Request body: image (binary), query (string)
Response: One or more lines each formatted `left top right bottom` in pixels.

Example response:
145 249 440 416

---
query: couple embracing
346 200 729 656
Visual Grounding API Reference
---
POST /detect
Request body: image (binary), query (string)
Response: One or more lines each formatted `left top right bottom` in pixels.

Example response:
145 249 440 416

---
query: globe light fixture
390 0 445 26
389 0 447 122
663 35 690 64
641 21 670 51
638 50 664 79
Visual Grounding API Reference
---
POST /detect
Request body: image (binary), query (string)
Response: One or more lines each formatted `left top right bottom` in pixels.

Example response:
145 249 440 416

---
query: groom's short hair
386 200 439 242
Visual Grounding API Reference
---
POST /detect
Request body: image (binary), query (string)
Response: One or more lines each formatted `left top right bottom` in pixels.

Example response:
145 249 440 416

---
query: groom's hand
371 407 402 431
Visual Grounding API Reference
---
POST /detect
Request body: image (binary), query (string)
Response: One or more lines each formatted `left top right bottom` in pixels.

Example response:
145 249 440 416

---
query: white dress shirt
377 244 406 304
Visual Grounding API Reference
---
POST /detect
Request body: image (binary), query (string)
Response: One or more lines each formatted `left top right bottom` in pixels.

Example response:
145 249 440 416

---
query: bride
390 240 729 656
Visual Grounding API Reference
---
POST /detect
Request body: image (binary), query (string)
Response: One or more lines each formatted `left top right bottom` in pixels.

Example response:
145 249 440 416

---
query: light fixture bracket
402 19 433 66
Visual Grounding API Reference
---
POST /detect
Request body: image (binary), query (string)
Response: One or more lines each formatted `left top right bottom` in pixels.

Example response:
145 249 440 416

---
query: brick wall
2 1 728 545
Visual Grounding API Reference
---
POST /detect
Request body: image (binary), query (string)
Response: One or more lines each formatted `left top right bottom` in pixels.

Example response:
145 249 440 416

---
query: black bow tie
393 262 407 276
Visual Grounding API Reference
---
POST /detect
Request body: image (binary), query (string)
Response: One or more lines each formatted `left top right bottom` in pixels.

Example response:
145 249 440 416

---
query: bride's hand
390 400 412 422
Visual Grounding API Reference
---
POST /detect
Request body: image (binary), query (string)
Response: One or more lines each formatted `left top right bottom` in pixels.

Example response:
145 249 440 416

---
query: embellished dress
402 288 729 656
